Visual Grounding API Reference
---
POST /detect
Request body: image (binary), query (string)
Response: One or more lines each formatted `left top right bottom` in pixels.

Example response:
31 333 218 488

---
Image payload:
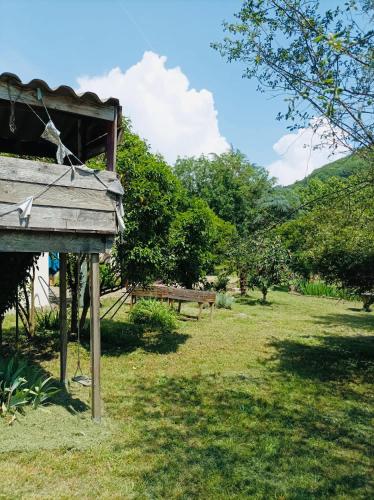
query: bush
0 357 60 419
129 299 177 333
36 308 60 333
296 279 355 300
216 293 234 309
213 272 230 292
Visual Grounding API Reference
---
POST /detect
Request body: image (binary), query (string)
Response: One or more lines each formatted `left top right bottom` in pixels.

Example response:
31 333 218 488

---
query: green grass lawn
1 290 373 499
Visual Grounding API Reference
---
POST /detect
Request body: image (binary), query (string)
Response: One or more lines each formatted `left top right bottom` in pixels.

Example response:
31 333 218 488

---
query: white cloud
266 119 349 185
76 51 229 163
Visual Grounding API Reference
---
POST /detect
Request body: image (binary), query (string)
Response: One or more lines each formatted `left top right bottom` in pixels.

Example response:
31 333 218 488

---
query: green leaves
214 0 374 151
0 357 60 419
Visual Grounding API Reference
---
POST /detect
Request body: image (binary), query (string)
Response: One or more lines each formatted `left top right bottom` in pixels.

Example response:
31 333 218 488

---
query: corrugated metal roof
0 72 122 161
0 72 120 108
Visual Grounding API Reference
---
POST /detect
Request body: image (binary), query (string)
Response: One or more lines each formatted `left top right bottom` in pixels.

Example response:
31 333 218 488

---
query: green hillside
288 153 368 188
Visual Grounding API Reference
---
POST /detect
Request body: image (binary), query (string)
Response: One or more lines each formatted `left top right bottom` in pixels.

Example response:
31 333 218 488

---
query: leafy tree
174 151 287 289
174 151 274 232
214 0 374 154
0 253 39 343
167 198 234 289
246 236 291 303
280 170 374 307
114 123 183 287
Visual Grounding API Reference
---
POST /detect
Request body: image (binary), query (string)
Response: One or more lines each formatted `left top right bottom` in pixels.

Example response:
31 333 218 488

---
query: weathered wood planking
0 82 115 121
0 156 115 190
0 230 113 253
0 203 116 233
0 180 115 211
0 156 119 234
132 286 216 303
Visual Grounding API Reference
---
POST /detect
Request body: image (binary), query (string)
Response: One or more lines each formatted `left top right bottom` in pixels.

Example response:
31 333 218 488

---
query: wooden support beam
59 253 68 387
209 302 214 321
90 253 101 422
0 230 114 254
198 302 203 321
106 110 117 171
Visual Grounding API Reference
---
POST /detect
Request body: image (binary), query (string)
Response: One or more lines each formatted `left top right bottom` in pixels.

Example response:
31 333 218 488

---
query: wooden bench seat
131 285 216 320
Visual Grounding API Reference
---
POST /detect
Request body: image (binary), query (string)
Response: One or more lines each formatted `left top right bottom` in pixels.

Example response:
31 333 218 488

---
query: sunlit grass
0 290 373 498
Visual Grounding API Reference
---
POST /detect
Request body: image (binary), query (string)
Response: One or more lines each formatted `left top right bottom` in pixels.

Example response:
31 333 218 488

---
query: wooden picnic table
130 285 216 320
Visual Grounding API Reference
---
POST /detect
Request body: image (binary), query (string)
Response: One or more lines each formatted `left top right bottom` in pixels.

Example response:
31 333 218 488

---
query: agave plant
0 357 60 417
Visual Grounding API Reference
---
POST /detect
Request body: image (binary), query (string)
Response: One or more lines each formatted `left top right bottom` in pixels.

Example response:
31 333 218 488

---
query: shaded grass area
0 291 373 498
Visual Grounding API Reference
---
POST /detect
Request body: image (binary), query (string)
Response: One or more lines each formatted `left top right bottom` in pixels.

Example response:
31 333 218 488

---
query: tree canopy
174 150 276 232
214 0 374 154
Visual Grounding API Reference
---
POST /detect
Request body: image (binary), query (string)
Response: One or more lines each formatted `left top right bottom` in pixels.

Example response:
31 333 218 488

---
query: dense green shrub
0 357 60 418
129 299 177 333
216 293 234 309
296 279 355 300
213 272 230 292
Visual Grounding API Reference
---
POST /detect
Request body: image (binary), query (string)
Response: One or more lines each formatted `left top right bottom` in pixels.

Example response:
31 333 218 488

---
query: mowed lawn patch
0 290 373 498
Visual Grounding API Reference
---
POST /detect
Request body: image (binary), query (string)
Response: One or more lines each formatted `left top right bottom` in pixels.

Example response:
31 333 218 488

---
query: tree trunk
239 269 247 296
362 294 373 312
261 287 268 303
79 278 90 332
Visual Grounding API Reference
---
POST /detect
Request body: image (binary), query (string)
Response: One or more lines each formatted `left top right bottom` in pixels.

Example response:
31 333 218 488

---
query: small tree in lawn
247 236 290 303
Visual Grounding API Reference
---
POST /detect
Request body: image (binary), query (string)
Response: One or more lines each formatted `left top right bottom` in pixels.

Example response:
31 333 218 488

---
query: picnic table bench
130 285 216 320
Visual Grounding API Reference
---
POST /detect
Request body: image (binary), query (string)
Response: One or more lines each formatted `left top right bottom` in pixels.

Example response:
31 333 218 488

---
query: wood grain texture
0 180 115 211
0 203 116 233
59 254 68 386
0 156 116 190
90 253 102 421
0 230 114 253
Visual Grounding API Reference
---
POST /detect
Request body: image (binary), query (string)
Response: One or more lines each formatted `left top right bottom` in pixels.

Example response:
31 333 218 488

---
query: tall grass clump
297 279 354 300
216 293 234 309
36 308 60 333
129 299 177 333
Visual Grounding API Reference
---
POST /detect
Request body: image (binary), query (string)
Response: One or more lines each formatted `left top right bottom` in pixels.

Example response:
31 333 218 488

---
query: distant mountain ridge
287 153 367 188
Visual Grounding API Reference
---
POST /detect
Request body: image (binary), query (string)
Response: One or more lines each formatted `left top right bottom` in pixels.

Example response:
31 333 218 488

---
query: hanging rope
1 84 125 233
72 254 91 387
7 82 22 133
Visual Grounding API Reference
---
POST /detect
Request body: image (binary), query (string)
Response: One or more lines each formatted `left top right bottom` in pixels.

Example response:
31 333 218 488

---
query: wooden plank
0 82 115 121
0 156 117 190
133 286 216 302
106 109 117 171
90 253 101 422
0 203 116 233
0 230 114 253
59 254 68 387
0 180 115 211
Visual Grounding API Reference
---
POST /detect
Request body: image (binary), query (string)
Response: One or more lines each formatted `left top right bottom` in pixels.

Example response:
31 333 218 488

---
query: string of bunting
0 85 125 233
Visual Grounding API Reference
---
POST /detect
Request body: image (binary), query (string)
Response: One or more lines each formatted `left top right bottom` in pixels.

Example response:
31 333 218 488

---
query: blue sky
0 0 347 184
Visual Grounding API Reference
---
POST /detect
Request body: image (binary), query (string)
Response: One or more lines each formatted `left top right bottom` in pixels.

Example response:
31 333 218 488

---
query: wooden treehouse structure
0 72 122 421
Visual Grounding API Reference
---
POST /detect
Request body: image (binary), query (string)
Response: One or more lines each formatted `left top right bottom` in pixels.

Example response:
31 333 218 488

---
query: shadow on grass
122 374 372 498
234 295 273 306
312 312 374 332
268 334 374 384
81 319 190 357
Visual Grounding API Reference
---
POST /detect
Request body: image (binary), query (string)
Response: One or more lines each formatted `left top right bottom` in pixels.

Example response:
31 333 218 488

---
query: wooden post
198 302 203 321
106 111 117 171
177 300 182 314
90 253 101 422
209 302 214 321
59 253 68 386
